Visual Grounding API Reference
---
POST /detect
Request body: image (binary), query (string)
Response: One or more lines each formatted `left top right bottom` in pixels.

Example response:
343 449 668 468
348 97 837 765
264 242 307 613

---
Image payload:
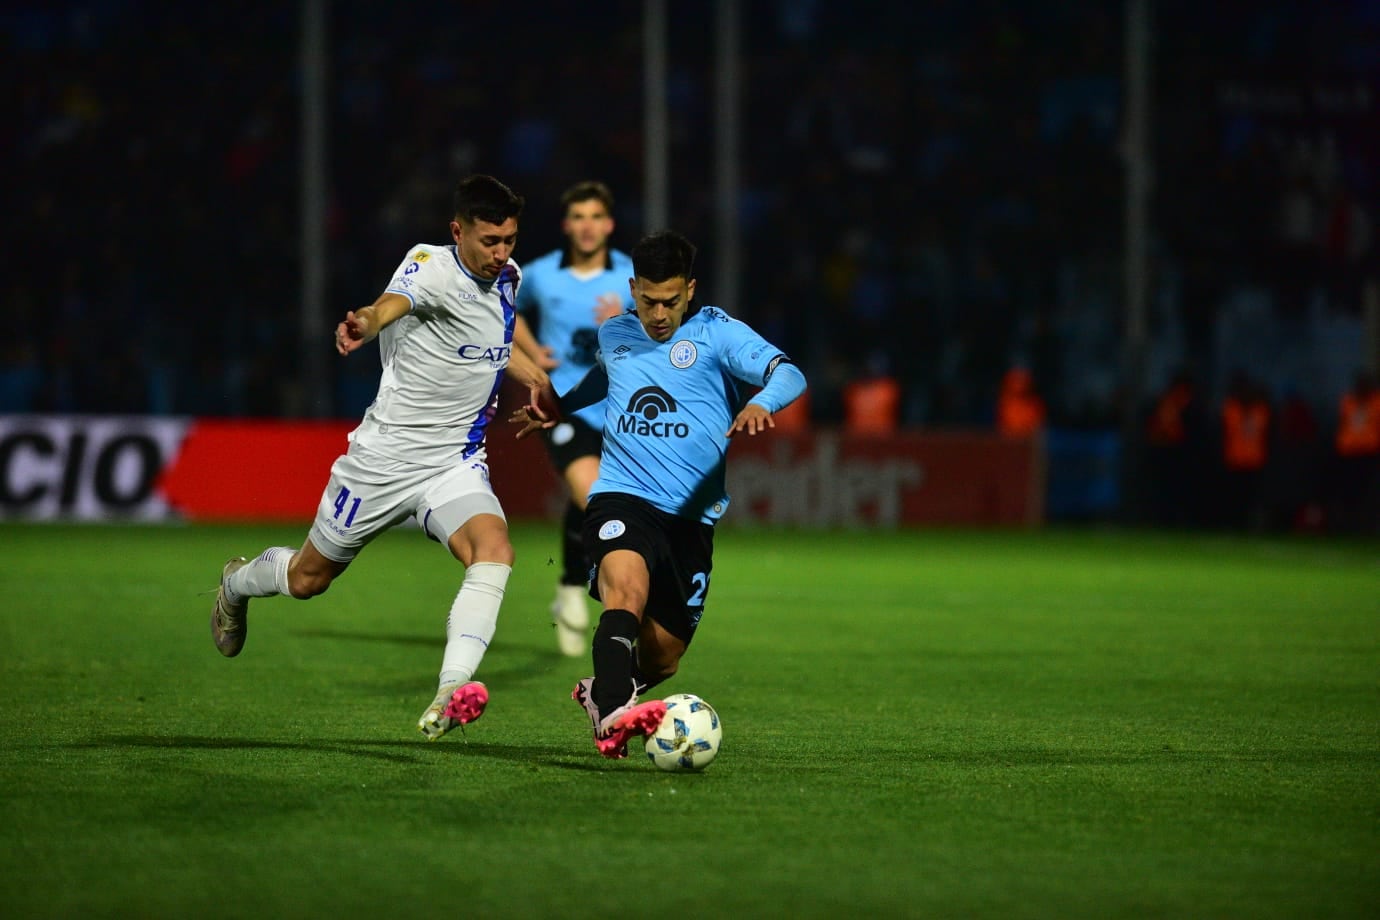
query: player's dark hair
560 180 615 214
631 230 696 283
453 174 525 226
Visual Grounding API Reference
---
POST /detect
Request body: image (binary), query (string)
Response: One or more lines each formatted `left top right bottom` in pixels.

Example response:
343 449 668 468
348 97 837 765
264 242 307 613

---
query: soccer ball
645 693 722 771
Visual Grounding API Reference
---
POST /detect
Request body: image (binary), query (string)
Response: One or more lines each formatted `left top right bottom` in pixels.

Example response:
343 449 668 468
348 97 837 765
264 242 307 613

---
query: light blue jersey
589 305 794 524
516 248 634 430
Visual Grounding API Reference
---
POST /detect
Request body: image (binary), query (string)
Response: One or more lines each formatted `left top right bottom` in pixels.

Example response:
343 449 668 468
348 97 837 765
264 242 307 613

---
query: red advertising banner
1 415 1043 527
724 431 1044 527
157 419 356 521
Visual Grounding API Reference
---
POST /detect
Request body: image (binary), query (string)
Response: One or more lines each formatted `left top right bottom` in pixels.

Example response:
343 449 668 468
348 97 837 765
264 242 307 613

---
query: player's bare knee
481 541 515 567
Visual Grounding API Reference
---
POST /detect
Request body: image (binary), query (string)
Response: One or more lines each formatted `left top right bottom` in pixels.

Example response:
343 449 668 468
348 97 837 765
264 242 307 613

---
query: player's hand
536 345 560 371
507 361 560 439
336 309 374 356
510 402 557 440
727 404 776 437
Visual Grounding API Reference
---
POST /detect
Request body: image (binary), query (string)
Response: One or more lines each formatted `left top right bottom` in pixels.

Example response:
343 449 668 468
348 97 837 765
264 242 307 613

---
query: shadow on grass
66 735 427 764
439 740 641 772
62 735 627 771
286 630 562 686
289 628 440 648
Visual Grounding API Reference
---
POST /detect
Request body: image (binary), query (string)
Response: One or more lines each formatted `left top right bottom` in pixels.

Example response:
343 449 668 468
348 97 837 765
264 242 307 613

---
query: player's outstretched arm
335 293 411 356
727 361 808 437
513 315 559 370
509 363 609 440
508 344 557 413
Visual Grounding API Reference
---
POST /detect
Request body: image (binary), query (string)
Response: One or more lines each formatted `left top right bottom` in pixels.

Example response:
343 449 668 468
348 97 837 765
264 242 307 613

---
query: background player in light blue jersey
513 230 807 758
513 181 634 657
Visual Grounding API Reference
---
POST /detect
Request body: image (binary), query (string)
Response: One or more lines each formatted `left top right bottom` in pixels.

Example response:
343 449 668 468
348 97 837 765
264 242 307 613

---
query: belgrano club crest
669 340 697 368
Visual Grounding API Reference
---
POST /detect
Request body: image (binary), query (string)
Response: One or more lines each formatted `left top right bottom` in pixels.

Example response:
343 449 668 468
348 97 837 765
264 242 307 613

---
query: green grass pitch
1 521 1376 918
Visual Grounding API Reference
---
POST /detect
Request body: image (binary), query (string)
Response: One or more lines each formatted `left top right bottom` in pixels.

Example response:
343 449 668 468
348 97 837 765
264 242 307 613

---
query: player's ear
686 277 697 301
450 220 464 245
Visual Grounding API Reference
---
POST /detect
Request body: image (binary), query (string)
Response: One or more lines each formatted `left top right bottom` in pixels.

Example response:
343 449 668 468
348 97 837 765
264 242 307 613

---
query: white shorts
306 442 505 563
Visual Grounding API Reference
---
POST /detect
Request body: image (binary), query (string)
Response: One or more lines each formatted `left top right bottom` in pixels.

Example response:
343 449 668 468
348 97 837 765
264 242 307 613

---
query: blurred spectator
843 352 902 436
0 341 42 412
996 366 1046 438
1269 383 1323 531
1218 372 1272 530
1143 368 1209 528
1329 370 1380 533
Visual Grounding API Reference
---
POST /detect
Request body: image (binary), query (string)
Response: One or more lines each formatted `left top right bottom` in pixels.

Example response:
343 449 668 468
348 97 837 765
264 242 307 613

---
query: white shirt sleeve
383 246 444 312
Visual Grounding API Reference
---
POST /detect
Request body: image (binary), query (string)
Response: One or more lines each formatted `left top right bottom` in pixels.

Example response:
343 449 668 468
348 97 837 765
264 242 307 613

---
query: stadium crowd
5 0 1377 528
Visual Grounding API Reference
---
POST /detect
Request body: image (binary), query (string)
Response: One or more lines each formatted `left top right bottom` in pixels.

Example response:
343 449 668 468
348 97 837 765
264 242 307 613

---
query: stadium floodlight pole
714 0 741 314
300 0 330 418
1121 0 1152 442
643 0 670 233
1366 280 1380 374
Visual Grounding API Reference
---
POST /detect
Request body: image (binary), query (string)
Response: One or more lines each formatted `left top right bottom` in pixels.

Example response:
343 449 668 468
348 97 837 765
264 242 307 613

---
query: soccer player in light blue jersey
209 175 558 742
513 181 634 657
513 230 808 758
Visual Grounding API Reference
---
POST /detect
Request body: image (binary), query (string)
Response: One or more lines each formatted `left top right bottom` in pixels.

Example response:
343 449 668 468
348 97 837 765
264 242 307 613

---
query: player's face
451 216 519 280
562 200 614 257
630 275 695 342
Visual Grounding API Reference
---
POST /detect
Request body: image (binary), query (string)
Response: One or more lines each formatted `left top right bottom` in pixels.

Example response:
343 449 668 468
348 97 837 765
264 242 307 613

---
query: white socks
438 562 510 687
225 547 294 602
224 551 509 690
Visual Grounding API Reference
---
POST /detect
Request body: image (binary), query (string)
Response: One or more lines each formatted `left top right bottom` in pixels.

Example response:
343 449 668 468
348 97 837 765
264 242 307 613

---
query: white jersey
348 243 521 467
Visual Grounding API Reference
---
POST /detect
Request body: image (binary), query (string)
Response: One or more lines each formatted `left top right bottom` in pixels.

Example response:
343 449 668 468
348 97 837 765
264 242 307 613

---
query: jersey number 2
688 572 709 607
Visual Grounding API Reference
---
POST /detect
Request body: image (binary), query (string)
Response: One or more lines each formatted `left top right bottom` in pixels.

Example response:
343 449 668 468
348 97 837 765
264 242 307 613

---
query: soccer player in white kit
209 174 556 741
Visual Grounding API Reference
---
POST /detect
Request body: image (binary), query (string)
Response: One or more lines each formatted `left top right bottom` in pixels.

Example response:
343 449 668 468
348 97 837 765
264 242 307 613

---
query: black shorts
582 492 715 646
541 416 603 472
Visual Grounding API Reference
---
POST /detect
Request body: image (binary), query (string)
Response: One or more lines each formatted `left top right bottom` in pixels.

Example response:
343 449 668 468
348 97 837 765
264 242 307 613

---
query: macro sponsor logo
617 386 689 438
